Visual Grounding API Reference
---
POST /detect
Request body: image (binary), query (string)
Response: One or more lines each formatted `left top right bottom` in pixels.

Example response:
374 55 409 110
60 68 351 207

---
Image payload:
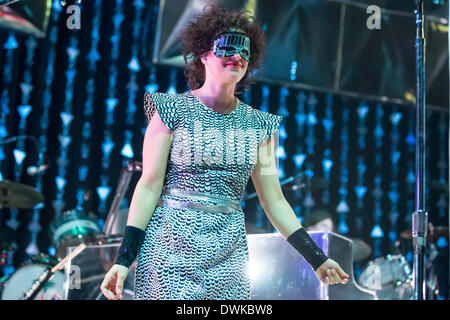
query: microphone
0 1 21 9
26 164 49 176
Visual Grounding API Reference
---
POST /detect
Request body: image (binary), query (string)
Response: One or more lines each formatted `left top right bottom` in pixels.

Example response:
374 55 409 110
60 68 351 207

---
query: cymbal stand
412 0 428 300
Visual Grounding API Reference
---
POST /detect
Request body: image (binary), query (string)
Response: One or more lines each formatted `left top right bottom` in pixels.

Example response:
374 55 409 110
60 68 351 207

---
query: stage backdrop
0 0 448 288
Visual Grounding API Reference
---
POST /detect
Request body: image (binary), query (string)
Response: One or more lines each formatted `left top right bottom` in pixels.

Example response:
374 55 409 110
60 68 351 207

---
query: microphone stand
243 173 307 200
412 0 428 300
0 135 49 174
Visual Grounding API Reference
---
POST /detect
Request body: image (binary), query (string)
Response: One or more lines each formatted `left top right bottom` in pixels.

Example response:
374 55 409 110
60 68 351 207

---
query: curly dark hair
180 5 266 93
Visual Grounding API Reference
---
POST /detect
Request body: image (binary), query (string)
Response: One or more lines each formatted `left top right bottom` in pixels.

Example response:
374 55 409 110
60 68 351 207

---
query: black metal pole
447 0 450 301
412 0 428 300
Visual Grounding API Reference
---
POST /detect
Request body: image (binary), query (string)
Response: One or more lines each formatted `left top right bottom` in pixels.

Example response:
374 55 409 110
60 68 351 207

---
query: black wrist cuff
115 226 146 268
287 228 328 271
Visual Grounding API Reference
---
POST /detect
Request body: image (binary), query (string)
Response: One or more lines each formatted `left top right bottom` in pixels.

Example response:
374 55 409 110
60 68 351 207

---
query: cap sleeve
253 109 283 145
143 92 179 131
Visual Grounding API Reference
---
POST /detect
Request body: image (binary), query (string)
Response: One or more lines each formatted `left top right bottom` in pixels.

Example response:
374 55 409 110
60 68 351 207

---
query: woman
101 5 349 300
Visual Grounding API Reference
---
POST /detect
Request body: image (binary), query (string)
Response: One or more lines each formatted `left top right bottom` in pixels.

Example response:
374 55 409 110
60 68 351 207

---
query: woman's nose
230 53 242 60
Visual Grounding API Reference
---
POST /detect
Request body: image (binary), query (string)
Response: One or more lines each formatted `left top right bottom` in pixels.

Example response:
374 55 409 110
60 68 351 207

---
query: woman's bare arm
101 107 173 300
126 108 173 230
251 135 350 285
250 133 302 238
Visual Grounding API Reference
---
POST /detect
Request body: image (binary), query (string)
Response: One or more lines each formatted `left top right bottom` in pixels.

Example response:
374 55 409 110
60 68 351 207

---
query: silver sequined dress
134 91 282 300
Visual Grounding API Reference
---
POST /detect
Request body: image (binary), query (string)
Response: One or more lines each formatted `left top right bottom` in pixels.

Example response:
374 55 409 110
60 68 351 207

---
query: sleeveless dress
134 91 283 300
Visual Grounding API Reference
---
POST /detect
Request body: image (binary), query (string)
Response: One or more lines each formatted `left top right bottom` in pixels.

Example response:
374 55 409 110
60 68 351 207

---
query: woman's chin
222 71 245 82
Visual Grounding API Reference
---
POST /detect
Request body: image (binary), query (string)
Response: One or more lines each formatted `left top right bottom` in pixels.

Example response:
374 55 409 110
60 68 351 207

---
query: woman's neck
191 81 237 114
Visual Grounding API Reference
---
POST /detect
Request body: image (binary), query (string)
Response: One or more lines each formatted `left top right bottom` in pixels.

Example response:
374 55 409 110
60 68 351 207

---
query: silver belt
157 188 242 213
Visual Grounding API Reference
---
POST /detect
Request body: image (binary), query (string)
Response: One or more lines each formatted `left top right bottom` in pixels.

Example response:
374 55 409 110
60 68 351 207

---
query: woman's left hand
314 259 350 285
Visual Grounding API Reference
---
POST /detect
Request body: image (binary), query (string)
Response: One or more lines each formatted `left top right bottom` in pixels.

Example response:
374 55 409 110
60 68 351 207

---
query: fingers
335 264 350 280
115 273 125 300
327 269 340 285
101 272 119 300
332 268 347 284
323 268 348 285
100 280 116 300
334 265 349 284
102 287 117 300
317 260 350 285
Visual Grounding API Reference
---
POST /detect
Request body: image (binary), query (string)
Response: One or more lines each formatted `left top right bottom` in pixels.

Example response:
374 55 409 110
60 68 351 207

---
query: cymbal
350 238 372 261
400 226 449 240
0 180 44 209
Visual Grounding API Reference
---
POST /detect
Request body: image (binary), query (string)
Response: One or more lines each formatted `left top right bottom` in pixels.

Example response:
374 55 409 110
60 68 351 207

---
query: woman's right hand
100 264 129 300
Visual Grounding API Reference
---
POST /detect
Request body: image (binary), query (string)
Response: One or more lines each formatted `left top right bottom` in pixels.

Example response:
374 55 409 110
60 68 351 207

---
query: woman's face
202 49 248 86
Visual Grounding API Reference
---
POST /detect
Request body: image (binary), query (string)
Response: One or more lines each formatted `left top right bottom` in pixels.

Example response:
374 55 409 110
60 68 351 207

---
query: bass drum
0 254 65 300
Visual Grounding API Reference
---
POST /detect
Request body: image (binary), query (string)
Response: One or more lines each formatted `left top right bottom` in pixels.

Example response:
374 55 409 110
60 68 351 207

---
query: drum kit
0 170 448 300
0 180 123 300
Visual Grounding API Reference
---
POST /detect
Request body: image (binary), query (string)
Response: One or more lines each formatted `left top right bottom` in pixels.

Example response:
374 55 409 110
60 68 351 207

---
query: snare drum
51 209 101 257
0 254 65 300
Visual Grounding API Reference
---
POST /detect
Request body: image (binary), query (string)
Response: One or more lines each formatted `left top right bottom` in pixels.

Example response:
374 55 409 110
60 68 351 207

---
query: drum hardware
103 160 142 237
398 225 442 300
102 208 130 239
400 223 449 241
21 243 86 300
412 0 429 300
